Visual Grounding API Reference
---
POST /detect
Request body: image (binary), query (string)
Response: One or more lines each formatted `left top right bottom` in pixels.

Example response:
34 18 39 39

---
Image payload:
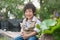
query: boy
14 2 41 40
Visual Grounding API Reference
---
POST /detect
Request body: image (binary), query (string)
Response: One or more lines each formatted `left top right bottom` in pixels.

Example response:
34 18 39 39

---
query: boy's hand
21 32 29 39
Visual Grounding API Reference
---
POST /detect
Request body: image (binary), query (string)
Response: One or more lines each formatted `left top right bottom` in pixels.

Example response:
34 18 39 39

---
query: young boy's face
25 9 34 20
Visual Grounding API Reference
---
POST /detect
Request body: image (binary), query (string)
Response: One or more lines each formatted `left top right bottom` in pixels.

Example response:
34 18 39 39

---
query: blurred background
0 0 60 40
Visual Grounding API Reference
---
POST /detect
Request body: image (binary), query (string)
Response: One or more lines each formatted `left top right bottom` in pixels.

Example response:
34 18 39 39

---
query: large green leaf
43 19 57 26
40 19 57 31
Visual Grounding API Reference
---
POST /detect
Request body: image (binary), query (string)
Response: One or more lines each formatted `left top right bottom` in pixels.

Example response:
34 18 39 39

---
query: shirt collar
31 16 37 22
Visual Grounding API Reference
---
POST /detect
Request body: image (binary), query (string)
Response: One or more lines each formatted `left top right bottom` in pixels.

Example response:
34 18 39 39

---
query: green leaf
40 22 48 30
43 30 52 34
40 19 57 30
43 19 57 26
36 24 40 30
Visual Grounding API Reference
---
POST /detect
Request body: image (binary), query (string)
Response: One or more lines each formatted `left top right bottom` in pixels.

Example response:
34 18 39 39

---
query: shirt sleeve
33 19 41 33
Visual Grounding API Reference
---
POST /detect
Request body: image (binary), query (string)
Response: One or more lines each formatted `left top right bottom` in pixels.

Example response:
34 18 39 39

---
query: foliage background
0 0 60 40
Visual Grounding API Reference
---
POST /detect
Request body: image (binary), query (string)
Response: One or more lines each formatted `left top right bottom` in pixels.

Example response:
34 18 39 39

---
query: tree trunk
39 34 54 40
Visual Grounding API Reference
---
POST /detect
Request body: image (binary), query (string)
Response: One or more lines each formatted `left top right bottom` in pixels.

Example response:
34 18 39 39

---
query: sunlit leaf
40 19 57 30
36 24 40 30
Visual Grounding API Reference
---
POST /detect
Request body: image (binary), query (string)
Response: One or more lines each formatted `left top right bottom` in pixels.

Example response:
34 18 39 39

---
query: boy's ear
34 13 36 16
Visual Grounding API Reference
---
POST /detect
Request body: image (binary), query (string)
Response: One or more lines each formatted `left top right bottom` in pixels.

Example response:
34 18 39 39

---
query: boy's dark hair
24 2 36 15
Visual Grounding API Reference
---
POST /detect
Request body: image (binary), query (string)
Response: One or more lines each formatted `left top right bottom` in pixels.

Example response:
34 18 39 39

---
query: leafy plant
39 0 60 20
36 19 57 34
0 0 24 19
36 18 60 40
